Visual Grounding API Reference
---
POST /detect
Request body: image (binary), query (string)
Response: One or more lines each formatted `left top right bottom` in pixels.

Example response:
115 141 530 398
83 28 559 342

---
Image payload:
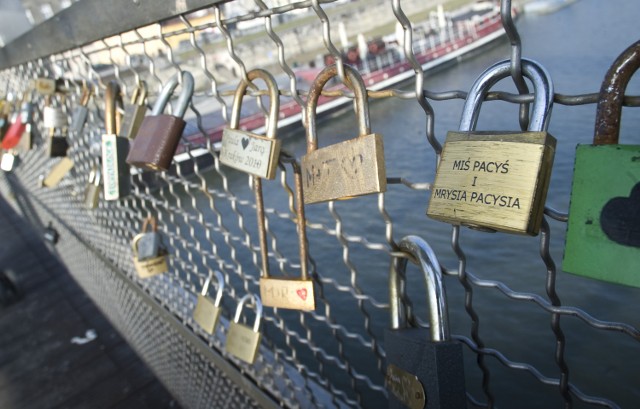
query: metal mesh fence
1 0 639 408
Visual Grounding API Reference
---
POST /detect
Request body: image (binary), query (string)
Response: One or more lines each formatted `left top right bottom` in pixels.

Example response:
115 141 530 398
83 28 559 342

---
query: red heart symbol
296 288 307 301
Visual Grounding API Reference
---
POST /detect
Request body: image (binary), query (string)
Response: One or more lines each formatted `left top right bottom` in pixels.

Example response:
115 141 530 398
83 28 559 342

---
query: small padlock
220 69 281 179
42 157 74 187
47 128 69 157
70 83 92 133
131 216 168 279
126 71 194 171
44 96 69 157
119 81 148 140
2 101 32 150
427 58 556 235
258 159 315 310
101 81 130 201
225 293 262 364
34 78 58 95
193 270 225 334
301 64 386 204
43 96 68 129
563 40 640 288
84 165 101 209
385 235 466 409
1 150 17 172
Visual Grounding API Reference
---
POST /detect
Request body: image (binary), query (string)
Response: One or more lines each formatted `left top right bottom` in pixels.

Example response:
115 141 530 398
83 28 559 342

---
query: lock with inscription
84 165 101 209
120 81 148 140
131 216 168 279
225 293 262 364
126 71 194 171
301 64 386 204
385 235 465 409
193 270 225 334
101 81 131 201
44 96 69 157
220 69 281 179
563 40 640 288
70 83 92 133
427 58 556 235
258 158 315 310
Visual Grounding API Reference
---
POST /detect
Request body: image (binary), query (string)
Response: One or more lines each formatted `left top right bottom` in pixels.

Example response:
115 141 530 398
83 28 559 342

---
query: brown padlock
126 72 194 171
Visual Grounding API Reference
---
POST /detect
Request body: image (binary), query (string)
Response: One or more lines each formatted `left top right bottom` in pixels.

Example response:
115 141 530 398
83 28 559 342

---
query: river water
171 0 640 407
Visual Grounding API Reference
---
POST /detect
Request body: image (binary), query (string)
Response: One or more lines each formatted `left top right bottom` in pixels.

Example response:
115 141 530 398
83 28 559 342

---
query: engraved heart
296 288 307 301
241 137 250 150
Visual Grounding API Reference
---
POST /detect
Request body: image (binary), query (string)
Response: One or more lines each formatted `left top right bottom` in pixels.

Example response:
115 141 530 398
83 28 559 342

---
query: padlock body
43 157 74 187
16 124 32 152
427 131 556 235
226 322 261 364
119 103 147 140
301 133 386 204
126 114 185 171
385 328 466 409
133 254 167 279
35 78 56 95
2 118 26 150
101 134 131 200
1 153 16 172
563 144 640 287
84 182 100 209
220 128 282 179
48 135 69 158
193 295 222 334
259 277 315 310
135 232 160 261
70 106 89 133
43 106 67 128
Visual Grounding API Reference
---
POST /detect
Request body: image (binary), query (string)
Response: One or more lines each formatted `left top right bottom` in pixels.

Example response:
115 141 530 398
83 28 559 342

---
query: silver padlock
84 165 101 209
193 271 225 334
1 151 17 172
43 96 68 129
70 84 92 133
135 217 160 261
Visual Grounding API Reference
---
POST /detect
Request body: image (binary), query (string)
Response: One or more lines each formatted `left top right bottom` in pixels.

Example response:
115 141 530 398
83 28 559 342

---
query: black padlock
385 235 466 409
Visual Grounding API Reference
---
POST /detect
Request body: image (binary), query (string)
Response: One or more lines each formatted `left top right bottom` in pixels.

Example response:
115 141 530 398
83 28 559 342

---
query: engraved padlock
133 216 160 261
427 58 556 235
101 81 131 201
70 83 92 133
119 81 148 140
84 165 101 209
131 216 168 279
220 69 281 179
385 235 466 409
259 158 315 310
126 71 194 171
193 270 225 334
225 293 262 364
301 64 386 204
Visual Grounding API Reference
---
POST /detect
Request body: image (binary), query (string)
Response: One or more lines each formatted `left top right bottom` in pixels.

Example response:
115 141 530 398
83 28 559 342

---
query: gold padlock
84 165 101 209
193 270 225 334
225 293 262 364
131 217 168 279
219 69 281 179
427 59 556 235
42 157 74 187
301 64 386 204
258 157 315 310
120 81 148 140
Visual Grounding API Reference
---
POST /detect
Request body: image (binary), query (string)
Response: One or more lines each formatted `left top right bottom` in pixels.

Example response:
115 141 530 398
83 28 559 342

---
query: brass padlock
42 157 74 187
70 83 92 133
193 270 225 334
220 69 281 179
119 81 148 140
131 217 168 279
427 58 556 235
101 81 130 201
34 78 58 95
301 64 386 204
134 216 161 261
225 293 262 364
258 159 315 310
84 165 101 209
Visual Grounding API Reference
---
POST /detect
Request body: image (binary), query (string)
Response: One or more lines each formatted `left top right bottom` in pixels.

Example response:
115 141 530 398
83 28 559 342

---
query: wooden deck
0 195 180 409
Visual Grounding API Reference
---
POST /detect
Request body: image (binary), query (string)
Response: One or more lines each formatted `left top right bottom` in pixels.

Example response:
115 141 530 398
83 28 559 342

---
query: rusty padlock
126 71 194 171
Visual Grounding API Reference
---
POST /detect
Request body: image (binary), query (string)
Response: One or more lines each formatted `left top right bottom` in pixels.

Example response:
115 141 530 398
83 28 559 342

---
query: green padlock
563 40 640 288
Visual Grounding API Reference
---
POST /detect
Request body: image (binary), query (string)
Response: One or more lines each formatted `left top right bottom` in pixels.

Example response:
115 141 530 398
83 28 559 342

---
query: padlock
70 83 92 133
44 96 69 157
193 270 225 334
126 71 194 171
301 64 386 204
225 293 262 364
84 165 101 209
43 96 68 129
133 216 161 261
258 159 315 310
42 157 74 187
220 69 281 179
427 58 556 235
34 78 58 95
563 40 640 288
101 81 131 201
385 235 465 409
2 101 32 150
47 128 69 157
119 81 148 140
1 151 17 172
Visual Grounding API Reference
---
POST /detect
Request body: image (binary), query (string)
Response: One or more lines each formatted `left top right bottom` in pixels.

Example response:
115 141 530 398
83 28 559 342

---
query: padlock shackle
234 293 263 333
131 80 148 106
88 164 101 185
105 81 122 135
460 58 553 133
305 64 371 152
229 69 280 139
151 71 194 118
201 270 225 307
389 235 450 342
594 40 640 145
80 83 92 107
141 216 158 233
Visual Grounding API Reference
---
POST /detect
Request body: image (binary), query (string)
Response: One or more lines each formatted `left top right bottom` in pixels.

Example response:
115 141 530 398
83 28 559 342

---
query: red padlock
2 116 25 150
